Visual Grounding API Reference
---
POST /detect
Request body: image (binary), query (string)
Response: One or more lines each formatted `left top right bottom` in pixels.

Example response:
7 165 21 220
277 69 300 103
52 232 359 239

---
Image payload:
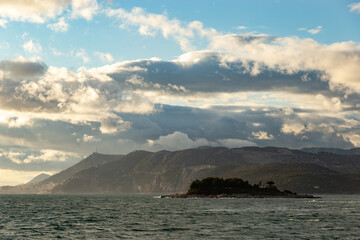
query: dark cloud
0 59 47 78
109 56 333 96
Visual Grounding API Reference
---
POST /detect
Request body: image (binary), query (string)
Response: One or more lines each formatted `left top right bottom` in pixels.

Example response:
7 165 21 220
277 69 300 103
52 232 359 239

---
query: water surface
0 194 359 239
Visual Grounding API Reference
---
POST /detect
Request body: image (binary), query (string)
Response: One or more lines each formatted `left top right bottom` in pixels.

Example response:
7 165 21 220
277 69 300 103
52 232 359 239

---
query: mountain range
2 146 360 194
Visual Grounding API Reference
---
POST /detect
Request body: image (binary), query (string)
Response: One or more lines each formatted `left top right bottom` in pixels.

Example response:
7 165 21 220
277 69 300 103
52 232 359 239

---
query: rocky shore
161 193 318 198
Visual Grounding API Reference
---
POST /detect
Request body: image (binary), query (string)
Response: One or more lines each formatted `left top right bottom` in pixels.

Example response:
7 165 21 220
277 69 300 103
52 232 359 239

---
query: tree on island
187 177 285 196
161 177 316 198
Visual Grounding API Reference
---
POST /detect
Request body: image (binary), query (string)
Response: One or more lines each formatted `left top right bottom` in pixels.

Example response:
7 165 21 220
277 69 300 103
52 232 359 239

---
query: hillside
27 173 51 184
52 147 360 194
2 147 360 194
302 147 360 155
0 152 123 194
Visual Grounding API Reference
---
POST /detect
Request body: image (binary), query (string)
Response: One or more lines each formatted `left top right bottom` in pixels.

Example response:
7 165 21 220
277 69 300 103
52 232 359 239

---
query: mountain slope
0 152 123 194
27 173 51 184
51 147 360 194
302 147 360 155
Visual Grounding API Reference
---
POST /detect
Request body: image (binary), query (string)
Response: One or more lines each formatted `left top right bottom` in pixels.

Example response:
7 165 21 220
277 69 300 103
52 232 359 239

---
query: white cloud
0 0 71 23
147 131 256 151
0 0 98 24
47 17 69 32
71 0 99 20
0 149 79 164
51 48 65 56
252 131 274 140
22 40 42 54
95 52 114 63
106 7 217 51
308 26 322 35
349 2 360 13
81 134 100 142
236 26 248 30
76 49 90 63
0 19 8 28
23 150 78 164
298 26 322 34
281 122 305 136
147 131 211 150
208 34 360 93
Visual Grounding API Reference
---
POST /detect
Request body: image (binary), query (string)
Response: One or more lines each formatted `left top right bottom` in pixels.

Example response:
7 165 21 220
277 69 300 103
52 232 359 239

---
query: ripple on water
0 194 359 239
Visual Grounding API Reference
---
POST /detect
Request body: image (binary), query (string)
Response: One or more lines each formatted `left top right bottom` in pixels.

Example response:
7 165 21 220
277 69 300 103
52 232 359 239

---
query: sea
0 194 359 239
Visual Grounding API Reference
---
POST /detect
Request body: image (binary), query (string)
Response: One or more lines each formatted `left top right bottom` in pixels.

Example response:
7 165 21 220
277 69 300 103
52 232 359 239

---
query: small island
161 177 317 198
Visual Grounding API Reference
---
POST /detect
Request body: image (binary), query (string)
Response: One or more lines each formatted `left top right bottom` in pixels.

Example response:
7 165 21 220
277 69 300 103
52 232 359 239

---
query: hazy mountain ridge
302 147 360 155
27 173 51 184
2 147 360 194
0 153 123 194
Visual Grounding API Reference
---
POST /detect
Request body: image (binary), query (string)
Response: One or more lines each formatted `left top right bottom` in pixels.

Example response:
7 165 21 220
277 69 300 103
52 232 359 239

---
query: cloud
106 7 217 51
0 57 47 79
146 131 256 151
0 19 8 28
252 131 274 140
298 26 322 34
22 40 42 54
0 148 81 165
71 0 99 20
77 134 100 143
308 26 322 35
76 49 90 63
47 17 69 32
106 8 359 94
208 34 360 93
236 26 248 30
349 2 360 13
0 0 71 23
95 52 114 63
0 0 98 24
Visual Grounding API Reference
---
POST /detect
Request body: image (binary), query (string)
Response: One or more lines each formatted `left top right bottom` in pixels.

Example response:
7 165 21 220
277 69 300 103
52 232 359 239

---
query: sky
0 0 360 185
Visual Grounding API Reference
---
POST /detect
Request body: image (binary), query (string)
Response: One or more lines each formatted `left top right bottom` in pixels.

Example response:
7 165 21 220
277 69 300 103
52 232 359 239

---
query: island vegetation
162 177 316 198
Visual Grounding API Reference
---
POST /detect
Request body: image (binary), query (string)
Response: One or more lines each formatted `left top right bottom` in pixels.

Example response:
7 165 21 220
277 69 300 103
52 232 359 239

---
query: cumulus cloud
0 0 98 24
308 26 322 35
106 7 217 51
95 52 114 63
22 40 42 54
71 0 99 20
298 26 323 34
0 0 71 23
106 8 360 94
78 134 100 142
236 26 248 30
0 19 8 28
349 2 360 13
0 57 47 79
76 49 90 63
146 131 256 151
0 148 80 165
252 131 274 140
47 17 69 32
